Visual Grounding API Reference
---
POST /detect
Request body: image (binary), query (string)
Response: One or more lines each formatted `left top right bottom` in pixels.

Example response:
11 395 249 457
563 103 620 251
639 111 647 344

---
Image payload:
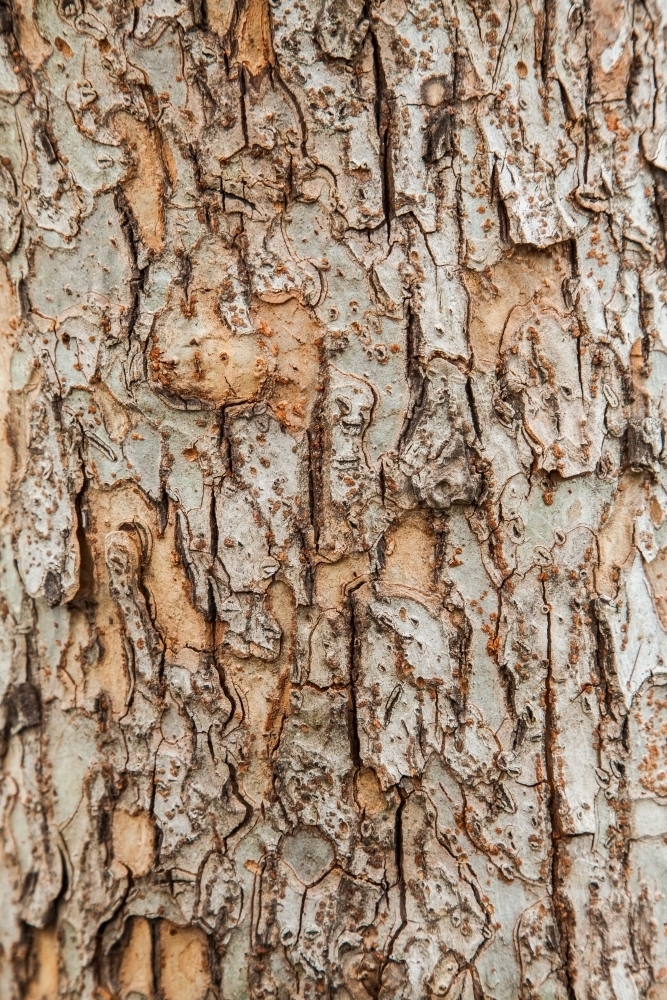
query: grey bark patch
281 827 335 885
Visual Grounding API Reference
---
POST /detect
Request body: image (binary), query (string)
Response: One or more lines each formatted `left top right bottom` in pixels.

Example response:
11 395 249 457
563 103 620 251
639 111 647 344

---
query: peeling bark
2 0 667 997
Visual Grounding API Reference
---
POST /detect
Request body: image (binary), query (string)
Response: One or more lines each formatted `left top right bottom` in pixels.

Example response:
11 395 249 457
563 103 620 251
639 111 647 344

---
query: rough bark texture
2 0 667 997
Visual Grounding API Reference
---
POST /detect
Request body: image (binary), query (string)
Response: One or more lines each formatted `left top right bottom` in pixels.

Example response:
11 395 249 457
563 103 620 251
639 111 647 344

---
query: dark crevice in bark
177 250 194 303
347 597 363 772
593 600 620 724
271 66 309 161
192 0 207 29
542 587 577 1000
215 648 245 741
395 296 425 457
209 489 220 609
649 165 667 258
581 0 593 184
71 475 95 606
378 783 407 987
365 1 394 232
155 486 170 538
238 66 250 148
540 0 554 85
491 158 511 246
638 280 653 364
0 0 14 35
222 753 253 852
495 613 517 722
114 187 149 345
465 376 482 443
150 917 161 999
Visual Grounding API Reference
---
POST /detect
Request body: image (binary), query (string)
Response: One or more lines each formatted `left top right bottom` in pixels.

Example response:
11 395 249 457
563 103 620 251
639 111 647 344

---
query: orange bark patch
25 926 59 1000
13 0 51 71
463 244 570 370
112 808 156 877
152 287 269 406
382 509 437 593
111 113 166 255
356 767 389 817
207 0 236 38
645 548 667 630
236 0 274 76
596 473 648 599
54 36 73 58
119 917 154 1000
315 552 371 609
103 485 207 654
588 0 632 102
253 297 323 431
85 484 208 711
158 923 212 1000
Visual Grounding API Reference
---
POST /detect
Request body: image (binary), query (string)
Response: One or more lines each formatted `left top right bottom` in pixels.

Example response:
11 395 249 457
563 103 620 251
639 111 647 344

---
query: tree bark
2 0 667 997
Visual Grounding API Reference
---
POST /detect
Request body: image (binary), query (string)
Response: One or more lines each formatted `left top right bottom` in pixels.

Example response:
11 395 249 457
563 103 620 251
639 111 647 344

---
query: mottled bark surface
1 0 667 997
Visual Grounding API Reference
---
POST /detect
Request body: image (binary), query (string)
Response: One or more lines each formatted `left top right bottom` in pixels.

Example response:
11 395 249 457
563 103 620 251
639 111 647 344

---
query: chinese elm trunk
2 0 667 998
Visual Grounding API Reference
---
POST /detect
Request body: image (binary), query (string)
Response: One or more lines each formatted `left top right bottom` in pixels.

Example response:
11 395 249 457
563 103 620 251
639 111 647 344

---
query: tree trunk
2 0 667 997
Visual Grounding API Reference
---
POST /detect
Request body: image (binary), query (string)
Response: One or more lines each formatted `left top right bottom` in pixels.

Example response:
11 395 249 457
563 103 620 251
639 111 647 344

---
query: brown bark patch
464 245 571 370
315 553 371 610
25 926 59 1000
382 509 437 593
236 0 274 76
253 297 323 431
111 113 166 255
596 473 647 599
13 0 52 71
158 923 212 1000
207 0 237 39
112 808 156 878
119 917 154 1000
151 288 269 405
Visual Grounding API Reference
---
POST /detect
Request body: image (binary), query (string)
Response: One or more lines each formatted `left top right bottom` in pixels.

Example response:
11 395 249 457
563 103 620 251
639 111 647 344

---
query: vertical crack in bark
542 585 576 1000
365 0 394 233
